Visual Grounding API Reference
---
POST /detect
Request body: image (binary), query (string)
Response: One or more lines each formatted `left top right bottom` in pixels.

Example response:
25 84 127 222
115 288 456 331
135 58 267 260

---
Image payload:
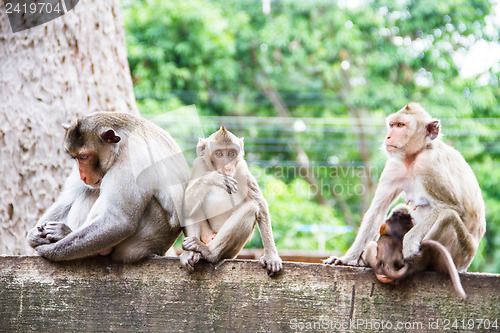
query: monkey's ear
100 128 121 144
426 120 440 140
196 138 207 156
239 137 245 155
380 223 387 235
62 123 71 131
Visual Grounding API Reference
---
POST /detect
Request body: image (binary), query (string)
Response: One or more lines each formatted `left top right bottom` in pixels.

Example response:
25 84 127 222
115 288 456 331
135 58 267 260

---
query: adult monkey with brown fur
180 126 282 276
362 204 466 298
27 112 189 262
325 103 485 274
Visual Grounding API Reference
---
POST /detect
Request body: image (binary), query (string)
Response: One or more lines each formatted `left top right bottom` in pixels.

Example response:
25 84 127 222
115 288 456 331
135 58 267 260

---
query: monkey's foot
180 251 201 271
44 222 72 242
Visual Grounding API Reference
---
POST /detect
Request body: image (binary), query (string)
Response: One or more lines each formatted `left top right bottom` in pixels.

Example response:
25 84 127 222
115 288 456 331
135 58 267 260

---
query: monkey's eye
396 122 405 128
228 150 236 158
215 150 223 158
78 154 90 161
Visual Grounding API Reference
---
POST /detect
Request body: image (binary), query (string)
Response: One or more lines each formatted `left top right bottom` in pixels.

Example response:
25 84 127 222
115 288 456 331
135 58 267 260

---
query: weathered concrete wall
0 257 498 332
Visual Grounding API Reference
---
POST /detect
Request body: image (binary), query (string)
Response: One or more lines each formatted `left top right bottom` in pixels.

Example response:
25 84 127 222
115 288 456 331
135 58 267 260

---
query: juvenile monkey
326 103 486 274
180 126 282 276
363 205 466 298
362 204 414 283
27 112 189 263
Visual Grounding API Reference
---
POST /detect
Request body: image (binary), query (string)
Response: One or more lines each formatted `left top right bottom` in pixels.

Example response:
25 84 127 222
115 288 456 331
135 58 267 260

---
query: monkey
179 126 282 276
362 204 466 298
325 102 486 275
362 204 414 283
27 112 190 263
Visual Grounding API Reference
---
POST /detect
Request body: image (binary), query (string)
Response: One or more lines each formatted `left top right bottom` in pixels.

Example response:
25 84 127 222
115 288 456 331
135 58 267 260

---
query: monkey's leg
424 209 477 254
360 241 378 269
256 207 282 276
403 209 477 271
183 201 258 263
423 209 477 272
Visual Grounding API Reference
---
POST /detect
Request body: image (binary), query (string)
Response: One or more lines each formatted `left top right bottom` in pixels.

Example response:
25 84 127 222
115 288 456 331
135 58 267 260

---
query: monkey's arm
326 162 403 266
27 168 82 247
183 171 238 221
251 181 282 276
34 172 150 261
257 208 282 276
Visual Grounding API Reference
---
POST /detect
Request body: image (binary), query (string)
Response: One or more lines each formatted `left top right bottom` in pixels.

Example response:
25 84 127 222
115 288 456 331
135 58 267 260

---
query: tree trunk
0 0 138 255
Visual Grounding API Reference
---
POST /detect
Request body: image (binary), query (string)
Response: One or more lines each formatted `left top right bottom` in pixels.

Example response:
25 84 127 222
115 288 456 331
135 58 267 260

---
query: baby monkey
362 204 466 298
363 204 414 284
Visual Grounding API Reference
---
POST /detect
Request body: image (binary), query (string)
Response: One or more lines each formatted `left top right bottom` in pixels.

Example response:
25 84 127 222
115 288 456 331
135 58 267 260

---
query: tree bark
0 0 137 255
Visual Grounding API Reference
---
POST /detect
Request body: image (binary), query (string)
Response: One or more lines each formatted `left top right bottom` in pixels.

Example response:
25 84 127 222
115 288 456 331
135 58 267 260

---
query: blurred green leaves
123 0 500 272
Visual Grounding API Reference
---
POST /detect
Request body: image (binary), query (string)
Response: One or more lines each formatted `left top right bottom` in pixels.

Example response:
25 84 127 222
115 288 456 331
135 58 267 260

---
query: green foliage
123 0 500 272
245 168 354 252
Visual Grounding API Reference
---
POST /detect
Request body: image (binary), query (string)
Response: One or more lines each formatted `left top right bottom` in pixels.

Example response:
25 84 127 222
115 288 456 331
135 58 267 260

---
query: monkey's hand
180 250 201 271
260 254 282 277
402 236 421 259
323 254 363 267
203 172 238 194
34 243 59 260
27 224 52 247
43 222 72 242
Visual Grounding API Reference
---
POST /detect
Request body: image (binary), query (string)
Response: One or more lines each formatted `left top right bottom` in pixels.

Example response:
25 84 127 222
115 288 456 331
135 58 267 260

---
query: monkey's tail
385 263 408 280
420 240 466 299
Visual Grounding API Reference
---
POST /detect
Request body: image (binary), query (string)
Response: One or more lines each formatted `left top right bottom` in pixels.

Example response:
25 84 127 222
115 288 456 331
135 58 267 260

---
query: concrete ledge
0 256 499 332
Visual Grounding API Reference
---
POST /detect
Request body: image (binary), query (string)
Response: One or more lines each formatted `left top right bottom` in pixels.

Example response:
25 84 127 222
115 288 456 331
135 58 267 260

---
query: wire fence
150 113 500 168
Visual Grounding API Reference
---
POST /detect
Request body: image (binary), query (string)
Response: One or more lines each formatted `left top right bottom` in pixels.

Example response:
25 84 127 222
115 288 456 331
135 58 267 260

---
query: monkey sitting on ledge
27 112 189 263
326 103 484 298
180 126 282 276
362 204 466 298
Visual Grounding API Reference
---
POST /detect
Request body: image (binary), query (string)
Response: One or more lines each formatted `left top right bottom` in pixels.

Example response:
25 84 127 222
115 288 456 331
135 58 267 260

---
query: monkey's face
384 105 440 158
384 115 418 155
211 147 239 177
74 151 104 188
64 120 121 188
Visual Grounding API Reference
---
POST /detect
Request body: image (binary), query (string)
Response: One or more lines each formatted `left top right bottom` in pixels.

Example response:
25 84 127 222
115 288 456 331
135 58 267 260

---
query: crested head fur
201 125 245 157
